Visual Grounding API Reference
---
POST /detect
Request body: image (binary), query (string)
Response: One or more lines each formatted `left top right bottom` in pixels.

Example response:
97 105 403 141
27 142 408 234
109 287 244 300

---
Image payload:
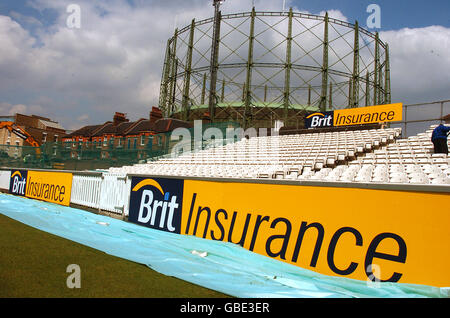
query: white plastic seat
297 174 313 180
354 174 371 182
427 172 446 179
443 168 450 177
405 165 422 173
310 173 325 180
409 175 429 184
389 173 409 183
389 165 405 173
371 175 388 183
430 177 450 185
340 174 355 182
323 174 340 181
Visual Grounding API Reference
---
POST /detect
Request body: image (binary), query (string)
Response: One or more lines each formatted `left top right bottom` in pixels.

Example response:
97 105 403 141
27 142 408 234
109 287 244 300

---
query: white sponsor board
0 170 11 190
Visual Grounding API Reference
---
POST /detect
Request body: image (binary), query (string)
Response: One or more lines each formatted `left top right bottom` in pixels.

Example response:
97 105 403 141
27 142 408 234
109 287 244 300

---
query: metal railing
390 100 450 137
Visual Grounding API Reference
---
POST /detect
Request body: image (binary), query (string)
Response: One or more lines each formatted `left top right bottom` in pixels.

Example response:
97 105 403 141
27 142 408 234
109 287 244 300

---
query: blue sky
0 0 56 25
0 0 449 130
292 0 450 29
2 0 450 31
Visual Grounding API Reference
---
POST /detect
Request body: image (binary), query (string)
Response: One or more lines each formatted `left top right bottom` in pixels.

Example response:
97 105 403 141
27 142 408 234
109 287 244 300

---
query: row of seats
302 125 450 184
107 125 449 185
117 163 288 179
109 127 400 176
152 127 401 169
299 163 450 184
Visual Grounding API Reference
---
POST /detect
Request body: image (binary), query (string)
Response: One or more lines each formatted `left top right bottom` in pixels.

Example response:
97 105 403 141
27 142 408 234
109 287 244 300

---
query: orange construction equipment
0 121 41 154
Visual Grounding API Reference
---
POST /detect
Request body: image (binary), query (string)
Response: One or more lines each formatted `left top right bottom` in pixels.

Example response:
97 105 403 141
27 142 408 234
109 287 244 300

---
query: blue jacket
431 124 450 141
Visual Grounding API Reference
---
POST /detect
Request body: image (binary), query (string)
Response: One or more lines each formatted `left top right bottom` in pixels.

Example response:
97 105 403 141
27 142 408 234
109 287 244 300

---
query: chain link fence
0 121 240 171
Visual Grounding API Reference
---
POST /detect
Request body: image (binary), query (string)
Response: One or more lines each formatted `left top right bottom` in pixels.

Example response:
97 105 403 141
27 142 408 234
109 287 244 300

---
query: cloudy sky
0 0 449 131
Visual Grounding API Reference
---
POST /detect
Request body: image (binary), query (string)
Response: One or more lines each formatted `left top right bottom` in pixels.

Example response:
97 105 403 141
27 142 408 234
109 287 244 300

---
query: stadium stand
107 125 449 185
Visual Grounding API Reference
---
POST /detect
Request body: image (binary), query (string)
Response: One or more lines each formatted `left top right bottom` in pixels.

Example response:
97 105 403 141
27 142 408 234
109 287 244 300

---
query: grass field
0 214 229 298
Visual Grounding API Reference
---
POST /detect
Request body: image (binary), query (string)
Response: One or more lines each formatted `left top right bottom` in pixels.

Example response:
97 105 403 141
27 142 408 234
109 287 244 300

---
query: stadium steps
107 125 450 185
305 125 450 185
109 126 429 182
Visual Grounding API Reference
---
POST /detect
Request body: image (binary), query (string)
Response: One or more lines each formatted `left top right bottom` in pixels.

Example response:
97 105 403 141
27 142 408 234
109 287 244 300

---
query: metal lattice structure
159 7 391 129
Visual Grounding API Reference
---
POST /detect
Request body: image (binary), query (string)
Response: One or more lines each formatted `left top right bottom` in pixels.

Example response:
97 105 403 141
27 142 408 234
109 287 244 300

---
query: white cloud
381 25 450 104
0 0 449 131
0 102 44 116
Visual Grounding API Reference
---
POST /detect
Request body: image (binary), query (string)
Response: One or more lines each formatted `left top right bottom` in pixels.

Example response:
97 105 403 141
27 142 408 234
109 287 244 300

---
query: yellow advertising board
180 180 450 287
334 103 403 126
25 170 73 206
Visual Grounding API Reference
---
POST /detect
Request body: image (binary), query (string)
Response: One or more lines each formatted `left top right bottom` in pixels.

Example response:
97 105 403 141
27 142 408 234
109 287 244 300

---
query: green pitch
0 214 229 298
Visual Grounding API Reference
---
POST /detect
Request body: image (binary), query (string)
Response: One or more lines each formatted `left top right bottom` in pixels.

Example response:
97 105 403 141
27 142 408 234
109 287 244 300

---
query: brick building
14 114 66 145
0 114 66 146
0 114 66 158
62 107 192 160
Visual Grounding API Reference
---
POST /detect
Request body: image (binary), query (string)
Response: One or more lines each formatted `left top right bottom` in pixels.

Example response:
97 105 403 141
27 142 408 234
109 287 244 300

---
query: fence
0 121 240 171
1 168 130 216
1 166 449 288
2 170 132 216
70 173 102 209
390 100 450 137
70 172 131 215
99 173 131 215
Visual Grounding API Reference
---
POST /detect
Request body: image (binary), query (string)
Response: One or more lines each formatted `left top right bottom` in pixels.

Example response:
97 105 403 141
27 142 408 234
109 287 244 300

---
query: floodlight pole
208 0 224 123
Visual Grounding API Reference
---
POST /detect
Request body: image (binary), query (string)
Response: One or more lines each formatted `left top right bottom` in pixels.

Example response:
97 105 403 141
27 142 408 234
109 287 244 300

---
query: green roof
187 102 320 111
